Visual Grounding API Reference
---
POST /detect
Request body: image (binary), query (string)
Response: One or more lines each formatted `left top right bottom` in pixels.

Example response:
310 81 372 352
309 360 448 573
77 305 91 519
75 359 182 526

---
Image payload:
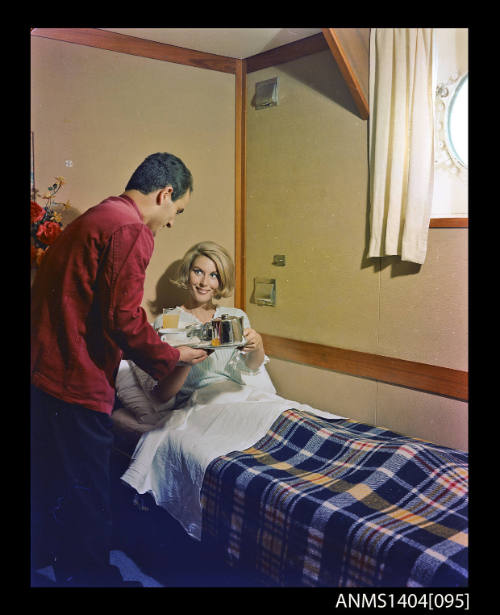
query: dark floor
109 473 269 588
32 446 273 588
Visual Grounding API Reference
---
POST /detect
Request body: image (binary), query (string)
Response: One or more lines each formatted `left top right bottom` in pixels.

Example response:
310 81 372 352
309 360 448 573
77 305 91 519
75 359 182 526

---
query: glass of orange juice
162 308 180 329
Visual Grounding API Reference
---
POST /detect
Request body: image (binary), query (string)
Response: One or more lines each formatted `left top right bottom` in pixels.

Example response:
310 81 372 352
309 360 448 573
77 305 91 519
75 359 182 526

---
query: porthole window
435 71 468 175
446 73 468 168
431 28 468 221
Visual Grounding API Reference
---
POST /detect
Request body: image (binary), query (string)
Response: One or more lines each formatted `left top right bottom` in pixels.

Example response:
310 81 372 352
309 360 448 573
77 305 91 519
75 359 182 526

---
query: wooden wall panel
261 334 468 401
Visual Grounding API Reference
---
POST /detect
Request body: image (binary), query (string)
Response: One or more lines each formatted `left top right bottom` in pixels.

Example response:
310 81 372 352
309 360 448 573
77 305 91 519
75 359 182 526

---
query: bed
112 359 468 588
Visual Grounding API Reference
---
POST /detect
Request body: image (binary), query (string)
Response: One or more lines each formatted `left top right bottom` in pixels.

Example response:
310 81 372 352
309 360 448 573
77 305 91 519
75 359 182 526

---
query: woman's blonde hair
171 241 235 299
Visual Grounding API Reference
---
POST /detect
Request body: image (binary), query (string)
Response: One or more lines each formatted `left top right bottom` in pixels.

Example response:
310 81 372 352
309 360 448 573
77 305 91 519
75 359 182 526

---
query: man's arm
102 224 182 378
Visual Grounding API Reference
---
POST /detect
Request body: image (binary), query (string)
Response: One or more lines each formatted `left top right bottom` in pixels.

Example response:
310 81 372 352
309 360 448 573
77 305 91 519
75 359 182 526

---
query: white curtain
368 28 436 265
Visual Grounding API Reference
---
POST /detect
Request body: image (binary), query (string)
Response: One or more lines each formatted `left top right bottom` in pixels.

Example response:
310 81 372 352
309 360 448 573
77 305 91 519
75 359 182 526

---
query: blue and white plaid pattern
201 409 468 587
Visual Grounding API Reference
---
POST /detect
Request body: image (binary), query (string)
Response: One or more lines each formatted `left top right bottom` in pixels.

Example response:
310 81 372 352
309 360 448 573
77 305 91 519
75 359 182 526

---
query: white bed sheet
120 380 343 540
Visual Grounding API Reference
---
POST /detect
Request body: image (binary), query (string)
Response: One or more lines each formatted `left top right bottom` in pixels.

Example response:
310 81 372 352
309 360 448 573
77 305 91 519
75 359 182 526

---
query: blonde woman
150 241 266 405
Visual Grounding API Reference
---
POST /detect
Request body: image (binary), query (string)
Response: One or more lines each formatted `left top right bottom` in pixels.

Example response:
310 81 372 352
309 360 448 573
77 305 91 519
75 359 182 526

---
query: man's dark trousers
30 385 124 587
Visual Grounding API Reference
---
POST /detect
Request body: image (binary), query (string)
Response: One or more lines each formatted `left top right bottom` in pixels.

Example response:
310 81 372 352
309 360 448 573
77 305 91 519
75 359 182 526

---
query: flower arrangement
31 177 70 267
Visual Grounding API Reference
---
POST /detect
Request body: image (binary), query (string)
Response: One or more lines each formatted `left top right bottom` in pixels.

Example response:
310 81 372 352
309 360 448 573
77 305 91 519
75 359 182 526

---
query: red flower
36 220 62 246
31 200 45 224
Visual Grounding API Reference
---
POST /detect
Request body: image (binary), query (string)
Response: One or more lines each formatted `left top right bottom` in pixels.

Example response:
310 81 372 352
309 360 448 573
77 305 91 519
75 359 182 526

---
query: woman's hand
242 328 265 370
242 328 263 353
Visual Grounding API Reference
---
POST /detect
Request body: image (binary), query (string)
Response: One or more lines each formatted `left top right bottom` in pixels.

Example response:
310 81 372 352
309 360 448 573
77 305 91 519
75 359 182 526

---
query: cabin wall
30 34 468 451
245 50 467 451
31 36 237 319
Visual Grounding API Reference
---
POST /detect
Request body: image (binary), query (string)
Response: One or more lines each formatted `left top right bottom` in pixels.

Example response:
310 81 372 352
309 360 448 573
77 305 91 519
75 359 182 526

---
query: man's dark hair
125 152 193 201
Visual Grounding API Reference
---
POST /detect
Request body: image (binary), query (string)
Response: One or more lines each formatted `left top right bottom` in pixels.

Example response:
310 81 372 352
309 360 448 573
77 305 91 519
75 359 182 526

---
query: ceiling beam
30 28 238 74
245 33 328 73
321 28 369 120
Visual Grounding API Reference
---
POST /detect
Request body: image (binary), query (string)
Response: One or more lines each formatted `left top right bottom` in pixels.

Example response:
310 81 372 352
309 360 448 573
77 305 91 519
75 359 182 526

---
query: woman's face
188 255 220 304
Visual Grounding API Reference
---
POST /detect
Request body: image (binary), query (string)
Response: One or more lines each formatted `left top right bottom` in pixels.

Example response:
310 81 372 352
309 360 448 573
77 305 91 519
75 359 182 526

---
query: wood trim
30 28 238 74
246 33 328 73
261 333 468 401
234 59 247 309
321 28 369 120
330 28 370 101
430 218 468 228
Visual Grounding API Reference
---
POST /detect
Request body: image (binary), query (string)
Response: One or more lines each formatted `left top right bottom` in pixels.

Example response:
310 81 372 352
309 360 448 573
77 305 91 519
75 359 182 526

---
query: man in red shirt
31 152 208 587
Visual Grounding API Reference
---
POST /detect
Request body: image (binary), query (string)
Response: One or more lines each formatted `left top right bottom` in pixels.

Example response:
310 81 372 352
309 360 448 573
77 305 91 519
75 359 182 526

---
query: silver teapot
186 314 245 345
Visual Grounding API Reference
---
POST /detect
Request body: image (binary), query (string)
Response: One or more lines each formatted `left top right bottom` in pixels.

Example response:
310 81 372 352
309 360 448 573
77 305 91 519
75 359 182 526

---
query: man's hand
177 345 209 366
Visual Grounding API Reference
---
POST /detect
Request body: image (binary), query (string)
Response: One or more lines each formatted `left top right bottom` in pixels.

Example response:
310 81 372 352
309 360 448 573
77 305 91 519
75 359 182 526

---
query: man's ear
156 185 173 205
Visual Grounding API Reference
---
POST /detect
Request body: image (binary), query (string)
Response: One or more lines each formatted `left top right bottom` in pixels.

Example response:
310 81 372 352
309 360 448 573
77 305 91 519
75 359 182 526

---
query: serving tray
157 327 246 349
170 340 246 350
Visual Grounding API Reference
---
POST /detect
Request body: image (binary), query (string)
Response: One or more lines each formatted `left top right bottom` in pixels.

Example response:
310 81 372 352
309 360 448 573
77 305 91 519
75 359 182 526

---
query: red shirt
31 194 180 415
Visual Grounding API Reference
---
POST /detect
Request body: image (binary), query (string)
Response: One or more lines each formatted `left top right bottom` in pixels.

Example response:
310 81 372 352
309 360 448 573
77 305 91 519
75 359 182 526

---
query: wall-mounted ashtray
254 277 276 306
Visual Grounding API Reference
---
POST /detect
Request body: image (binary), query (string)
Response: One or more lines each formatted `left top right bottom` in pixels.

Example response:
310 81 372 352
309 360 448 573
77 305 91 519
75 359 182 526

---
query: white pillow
115 360 175 424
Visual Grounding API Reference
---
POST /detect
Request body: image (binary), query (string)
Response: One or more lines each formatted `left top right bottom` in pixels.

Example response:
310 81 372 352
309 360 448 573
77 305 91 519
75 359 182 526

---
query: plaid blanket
201 409 468 587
